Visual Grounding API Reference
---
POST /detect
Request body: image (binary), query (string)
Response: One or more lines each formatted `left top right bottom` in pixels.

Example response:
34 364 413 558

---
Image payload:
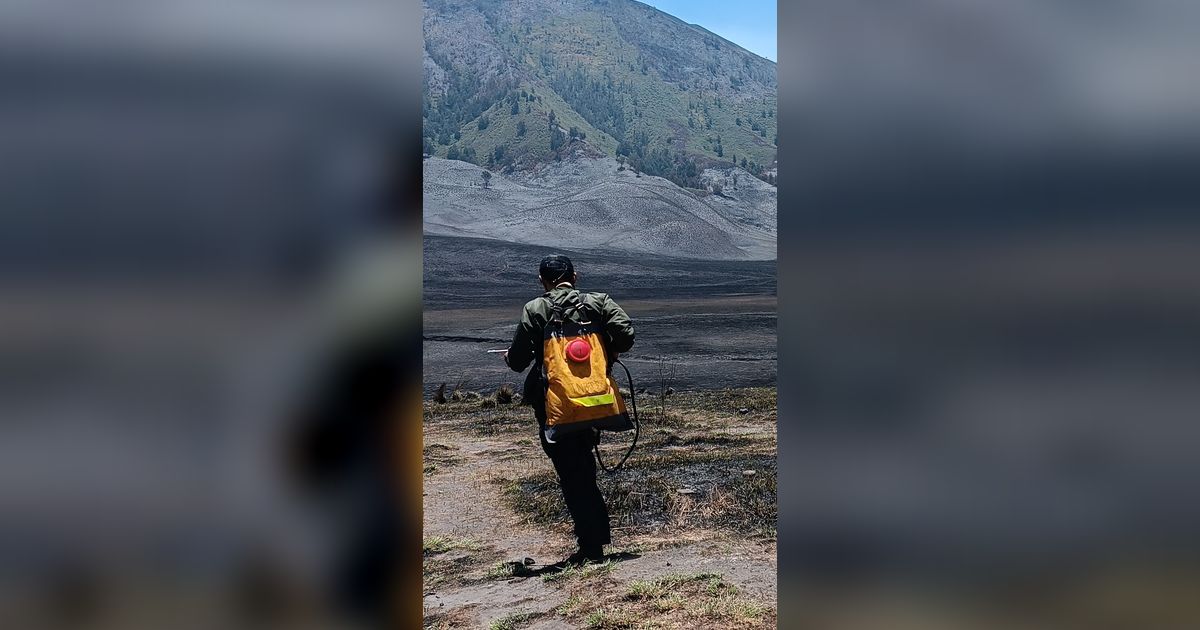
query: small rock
738 407 750 414
742 470 756 477
523 557 536 566
677 488 696 495
666 561 671 566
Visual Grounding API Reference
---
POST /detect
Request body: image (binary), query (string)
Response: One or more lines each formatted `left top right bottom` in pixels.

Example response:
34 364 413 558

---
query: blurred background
0 1 424 628
778 1 1200 628
5 0 1200 628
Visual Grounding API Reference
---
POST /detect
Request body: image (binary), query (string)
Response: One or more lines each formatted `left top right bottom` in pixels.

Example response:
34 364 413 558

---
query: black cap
539 254 574 283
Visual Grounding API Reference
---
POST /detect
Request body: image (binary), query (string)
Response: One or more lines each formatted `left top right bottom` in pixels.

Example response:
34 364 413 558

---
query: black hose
595 358 639 474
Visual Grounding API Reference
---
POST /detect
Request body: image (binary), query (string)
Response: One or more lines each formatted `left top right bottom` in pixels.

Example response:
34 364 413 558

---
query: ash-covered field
423 235 776 395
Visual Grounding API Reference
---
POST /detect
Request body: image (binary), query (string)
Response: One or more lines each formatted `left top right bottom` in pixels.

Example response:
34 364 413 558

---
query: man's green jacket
506 285 635 406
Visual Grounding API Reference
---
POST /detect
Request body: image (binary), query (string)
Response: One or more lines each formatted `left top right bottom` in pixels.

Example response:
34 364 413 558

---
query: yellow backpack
540 291 634 441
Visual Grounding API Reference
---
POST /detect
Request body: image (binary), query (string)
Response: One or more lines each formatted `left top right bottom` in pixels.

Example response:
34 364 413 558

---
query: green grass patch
557 593 586 616
542 559 616 584
583 606 638 629
626 572 726 600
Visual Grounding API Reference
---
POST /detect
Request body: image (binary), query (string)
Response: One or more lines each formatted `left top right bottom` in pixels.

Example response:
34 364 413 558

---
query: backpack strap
544 290 594 328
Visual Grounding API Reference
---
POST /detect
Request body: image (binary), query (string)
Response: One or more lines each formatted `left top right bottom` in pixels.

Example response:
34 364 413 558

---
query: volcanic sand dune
423 155 776 260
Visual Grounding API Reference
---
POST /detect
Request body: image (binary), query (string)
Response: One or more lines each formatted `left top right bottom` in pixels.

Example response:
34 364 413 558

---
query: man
503 254 635 566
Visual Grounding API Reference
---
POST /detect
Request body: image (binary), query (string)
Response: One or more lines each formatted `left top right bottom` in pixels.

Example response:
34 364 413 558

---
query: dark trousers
536 407 611 549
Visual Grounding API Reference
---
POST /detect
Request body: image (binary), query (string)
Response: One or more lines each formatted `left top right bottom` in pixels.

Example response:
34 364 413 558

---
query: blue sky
638 0 777 62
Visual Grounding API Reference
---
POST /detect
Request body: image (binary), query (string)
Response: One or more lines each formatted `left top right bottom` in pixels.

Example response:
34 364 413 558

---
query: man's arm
505 303 539 372
599 294 635 353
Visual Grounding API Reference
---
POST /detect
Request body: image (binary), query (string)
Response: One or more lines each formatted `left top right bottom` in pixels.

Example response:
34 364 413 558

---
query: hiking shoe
552 547 605 570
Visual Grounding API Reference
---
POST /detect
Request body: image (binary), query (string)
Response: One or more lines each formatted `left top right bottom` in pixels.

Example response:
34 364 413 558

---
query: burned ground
423 235 776 398
423 388 776 629
423 236 777 627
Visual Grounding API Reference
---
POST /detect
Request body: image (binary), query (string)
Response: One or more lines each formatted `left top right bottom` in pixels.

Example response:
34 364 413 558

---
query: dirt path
423 435 575 622
423 422 777 629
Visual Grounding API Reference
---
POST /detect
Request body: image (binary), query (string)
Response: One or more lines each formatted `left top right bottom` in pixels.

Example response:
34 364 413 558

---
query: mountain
423 149 776 259
422 0 777 186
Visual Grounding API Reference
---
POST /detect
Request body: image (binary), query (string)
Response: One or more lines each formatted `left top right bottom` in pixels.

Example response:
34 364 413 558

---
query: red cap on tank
565 339 591 362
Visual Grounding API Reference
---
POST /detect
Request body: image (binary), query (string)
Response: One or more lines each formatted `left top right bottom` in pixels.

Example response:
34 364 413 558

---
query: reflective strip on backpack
569 392 615 407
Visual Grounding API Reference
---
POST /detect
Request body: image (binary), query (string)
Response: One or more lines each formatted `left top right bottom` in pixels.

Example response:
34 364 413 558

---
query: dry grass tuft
488 610 544 630
423 535 483 556
423 443 464 475
483 561 520 581
422 540 504 590
557 571 772 629
450 389 476 402
424 401 535 436
424 605 477 629
424 554 483 591
500 451 776 538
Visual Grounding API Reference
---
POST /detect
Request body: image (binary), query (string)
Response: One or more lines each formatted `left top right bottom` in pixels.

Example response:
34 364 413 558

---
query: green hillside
423 0 777 187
